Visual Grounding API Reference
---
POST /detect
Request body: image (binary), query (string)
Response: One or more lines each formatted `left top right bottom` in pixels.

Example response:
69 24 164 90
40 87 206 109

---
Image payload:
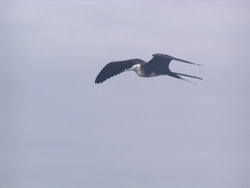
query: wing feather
145 53 201 76
152 53 201 66
95 59 143 84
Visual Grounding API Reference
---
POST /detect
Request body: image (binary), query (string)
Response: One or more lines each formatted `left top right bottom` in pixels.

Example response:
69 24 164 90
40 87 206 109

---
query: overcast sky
1 0 250 188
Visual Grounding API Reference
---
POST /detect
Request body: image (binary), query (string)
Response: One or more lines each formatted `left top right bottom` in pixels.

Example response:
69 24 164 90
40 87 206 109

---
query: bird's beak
126 67 133 71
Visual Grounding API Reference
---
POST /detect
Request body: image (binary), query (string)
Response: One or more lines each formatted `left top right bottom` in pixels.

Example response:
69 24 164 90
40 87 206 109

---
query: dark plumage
95 53 202 84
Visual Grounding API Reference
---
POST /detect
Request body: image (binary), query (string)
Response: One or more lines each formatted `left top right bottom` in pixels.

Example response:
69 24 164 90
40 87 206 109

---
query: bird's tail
174 72 203 80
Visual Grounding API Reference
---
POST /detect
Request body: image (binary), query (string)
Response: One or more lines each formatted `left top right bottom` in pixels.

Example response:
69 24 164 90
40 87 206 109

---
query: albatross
95 53 202 84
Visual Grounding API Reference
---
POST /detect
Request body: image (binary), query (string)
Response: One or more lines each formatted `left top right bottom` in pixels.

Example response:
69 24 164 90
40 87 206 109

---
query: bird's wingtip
95 80 102 84
94 78 101 84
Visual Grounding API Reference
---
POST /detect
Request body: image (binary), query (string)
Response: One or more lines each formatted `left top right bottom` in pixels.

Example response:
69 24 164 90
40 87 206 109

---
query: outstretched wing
146 53 200 73
152 53 201 66
145 54 172 74
95 59 143 84
146 53 202 80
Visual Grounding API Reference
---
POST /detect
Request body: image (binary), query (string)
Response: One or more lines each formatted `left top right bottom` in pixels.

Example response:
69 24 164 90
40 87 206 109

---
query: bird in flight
95 53 202 84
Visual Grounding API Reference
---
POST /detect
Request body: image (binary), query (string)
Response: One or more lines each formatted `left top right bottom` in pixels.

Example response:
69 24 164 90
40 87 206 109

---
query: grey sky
1 1 250 188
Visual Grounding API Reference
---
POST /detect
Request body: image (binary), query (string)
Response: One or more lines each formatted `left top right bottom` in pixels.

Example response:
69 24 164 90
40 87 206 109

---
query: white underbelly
136 71 158 77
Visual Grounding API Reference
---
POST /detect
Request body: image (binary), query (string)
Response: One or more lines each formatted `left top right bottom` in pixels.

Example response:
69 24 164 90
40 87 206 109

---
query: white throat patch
132 64 144 76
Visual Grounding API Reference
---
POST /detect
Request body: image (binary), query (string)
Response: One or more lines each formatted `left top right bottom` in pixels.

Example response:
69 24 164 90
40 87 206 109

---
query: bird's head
126 64 141 72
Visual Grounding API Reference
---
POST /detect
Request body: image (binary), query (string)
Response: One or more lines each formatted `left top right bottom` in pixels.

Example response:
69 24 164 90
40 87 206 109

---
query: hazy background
1 0 250 188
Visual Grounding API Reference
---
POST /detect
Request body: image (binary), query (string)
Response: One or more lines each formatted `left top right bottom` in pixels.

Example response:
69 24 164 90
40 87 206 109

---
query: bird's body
129 63 158 77
95 53 202 84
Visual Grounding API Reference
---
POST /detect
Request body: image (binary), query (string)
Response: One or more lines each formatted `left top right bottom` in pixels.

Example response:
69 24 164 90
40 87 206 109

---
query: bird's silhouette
95 53 202 84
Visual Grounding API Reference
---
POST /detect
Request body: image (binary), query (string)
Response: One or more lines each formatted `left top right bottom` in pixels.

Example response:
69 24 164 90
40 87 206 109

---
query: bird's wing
146 54 172 72
95 59 143 84
148 53 201 67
